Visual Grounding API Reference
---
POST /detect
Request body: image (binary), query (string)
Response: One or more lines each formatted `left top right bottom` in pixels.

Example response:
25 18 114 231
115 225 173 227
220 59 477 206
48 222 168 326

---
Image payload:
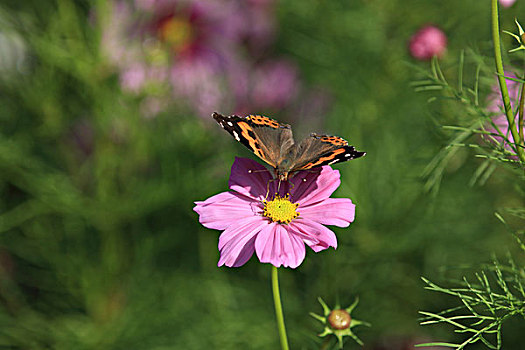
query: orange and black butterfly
212 112 365 181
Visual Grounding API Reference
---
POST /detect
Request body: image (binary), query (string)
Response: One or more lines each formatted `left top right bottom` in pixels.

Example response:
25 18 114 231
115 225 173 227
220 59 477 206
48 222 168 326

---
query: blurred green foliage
0 0 523 349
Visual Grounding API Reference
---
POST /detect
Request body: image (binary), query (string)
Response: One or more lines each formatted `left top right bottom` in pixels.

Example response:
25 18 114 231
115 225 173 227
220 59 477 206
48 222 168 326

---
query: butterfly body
212 112 365 181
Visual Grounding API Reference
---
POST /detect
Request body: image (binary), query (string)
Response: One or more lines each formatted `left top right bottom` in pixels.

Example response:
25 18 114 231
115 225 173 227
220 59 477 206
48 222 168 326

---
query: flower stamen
262 193 299 224
158 16 193 51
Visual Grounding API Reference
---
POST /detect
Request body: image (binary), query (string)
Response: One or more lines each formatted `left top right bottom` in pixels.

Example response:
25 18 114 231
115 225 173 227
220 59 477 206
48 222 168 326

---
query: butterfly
212 112 365 181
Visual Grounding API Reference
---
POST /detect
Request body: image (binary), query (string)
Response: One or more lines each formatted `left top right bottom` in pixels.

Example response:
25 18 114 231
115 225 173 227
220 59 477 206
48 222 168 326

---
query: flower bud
310 297 370 349
409 25 447 61
328 309 352 330
499 0 516 8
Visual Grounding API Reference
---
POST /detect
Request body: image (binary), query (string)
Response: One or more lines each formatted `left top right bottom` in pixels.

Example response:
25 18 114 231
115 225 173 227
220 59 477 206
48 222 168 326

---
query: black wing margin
212 112 254 151
212 112 294 168
292 133 365 171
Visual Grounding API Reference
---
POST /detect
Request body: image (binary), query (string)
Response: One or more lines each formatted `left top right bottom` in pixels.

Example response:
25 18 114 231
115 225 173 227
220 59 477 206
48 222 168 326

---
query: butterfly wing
212 112 295 168
286 133 365 172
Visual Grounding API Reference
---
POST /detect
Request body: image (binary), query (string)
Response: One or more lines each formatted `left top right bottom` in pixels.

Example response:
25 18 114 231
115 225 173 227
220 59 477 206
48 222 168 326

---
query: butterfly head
275 157 297 181
275 169 290 182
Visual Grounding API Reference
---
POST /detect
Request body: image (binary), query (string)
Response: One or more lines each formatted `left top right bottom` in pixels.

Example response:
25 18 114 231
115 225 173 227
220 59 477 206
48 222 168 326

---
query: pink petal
255 223 306 268
290 166 341 206
299 198 355 227
486 73 524 149
499 0 516 8
218 217 266 267
289 218 337 253
194 191 259 230
229 157 274 200
120 64 146 93
218 216 265 250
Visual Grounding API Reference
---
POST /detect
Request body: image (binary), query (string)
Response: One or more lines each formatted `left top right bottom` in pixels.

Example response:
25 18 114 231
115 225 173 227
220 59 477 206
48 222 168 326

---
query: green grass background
0 1 523 349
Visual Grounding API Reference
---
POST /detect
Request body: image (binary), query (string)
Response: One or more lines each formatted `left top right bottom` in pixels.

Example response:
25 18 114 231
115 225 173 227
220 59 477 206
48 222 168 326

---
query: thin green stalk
519 74 525 146
491 0 525 162
272 266 290 350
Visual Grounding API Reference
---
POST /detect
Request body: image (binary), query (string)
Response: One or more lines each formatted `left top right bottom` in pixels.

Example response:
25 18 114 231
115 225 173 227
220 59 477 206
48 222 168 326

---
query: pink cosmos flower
408 25 447 61
486 73 524 153
499 0 516 8
194 157 356 268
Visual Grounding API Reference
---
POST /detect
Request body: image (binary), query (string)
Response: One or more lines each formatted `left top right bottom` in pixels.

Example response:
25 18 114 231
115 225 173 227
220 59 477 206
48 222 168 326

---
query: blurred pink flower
234 59 300 115
250 59 299 110
194 157 356 268
235 0 276 55
409 25 447 60
120 63 147 93
486 73 524 153
101 1 171 96
170 50 232 116
499 0 516 7
102 0 295 117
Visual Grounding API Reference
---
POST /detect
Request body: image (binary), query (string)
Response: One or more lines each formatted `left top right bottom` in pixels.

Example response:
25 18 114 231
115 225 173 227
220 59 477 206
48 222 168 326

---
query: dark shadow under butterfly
212 112 365 181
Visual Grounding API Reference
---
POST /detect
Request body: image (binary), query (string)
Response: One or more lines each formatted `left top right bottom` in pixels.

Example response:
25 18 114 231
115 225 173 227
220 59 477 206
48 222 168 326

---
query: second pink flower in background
409 25 447 61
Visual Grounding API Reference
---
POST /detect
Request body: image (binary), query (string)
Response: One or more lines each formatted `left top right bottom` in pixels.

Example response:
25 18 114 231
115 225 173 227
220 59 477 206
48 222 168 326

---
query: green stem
519 73 525 146
272 266 290 350
491 0 525 162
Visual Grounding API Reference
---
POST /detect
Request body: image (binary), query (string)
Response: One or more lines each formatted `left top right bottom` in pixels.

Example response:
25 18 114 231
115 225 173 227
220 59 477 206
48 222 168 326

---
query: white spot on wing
328 160 338 165
233 131 240 141
345 153 351 157
227 121 233 126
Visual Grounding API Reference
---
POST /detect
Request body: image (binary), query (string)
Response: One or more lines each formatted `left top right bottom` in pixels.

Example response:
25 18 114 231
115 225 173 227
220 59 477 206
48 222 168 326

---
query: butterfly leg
265 178 277 201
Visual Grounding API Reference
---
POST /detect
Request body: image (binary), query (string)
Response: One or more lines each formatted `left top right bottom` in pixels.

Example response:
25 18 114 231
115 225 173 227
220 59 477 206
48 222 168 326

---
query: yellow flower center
159 17 193 50
262 194 299 224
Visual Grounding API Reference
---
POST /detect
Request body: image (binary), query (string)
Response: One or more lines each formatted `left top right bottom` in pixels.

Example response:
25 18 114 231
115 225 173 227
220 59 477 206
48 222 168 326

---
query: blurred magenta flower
102 0 304 117
408 25 447 60
250 59 299 110
233 59 300 115
486 73 524 153
101 0 172 115
499 0 516 7
194 157 356 268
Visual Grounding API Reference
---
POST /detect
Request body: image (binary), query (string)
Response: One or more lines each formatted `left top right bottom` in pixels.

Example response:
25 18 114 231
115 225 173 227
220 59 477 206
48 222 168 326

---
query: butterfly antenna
248 169 270 174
